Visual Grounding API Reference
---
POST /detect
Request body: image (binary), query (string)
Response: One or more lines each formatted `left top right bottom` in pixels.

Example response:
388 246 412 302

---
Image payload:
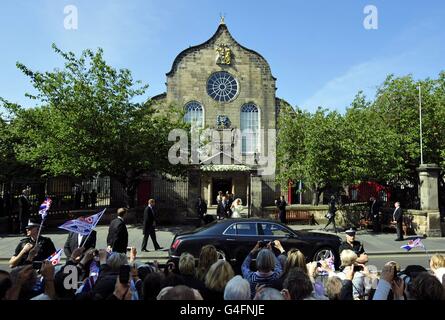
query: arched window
240 103 259 154
184 101 203 128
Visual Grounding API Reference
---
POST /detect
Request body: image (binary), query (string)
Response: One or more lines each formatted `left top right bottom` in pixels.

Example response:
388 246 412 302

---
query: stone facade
153 21 282 215
165 23 277 138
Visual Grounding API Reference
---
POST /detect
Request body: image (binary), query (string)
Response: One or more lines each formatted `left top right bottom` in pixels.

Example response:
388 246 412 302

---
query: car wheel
312 247 335 262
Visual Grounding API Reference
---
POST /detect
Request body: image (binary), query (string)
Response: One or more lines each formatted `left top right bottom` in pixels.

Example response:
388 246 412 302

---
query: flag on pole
58 208 106 236
47 248 63 266
39 198 52 220
401 238 424 251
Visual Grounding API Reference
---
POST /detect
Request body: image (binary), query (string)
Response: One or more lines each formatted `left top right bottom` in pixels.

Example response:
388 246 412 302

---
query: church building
145 19 288 217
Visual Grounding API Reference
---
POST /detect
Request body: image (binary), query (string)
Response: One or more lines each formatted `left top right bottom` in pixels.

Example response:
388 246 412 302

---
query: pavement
0 221 443 270
295 224 445 257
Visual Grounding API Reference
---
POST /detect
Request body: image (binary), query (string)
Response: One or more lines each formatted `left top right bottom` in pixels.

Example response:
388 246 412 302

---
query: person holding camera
9 220 56 268
241 241 284 298
336 249 369 300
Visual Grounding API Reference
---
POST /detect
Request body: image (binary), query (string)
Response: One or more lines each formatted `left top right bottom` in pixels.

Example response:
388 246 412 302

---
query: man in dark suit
141 199 162 252
195 196 207 222
107 208 128 253
275 195 287 224
222 195 232 218
393 201 404 241
64 230 97 258
18 188 31 234
368 197 382 232
216 197 225 220
323 195 337 233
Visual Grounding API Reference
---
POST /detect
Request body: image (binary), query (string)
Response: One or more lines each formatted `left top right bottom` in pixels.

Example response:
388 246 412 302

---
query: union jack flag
401 238 424 251
39 198 52 220
47 248 63 266
58 208 106 235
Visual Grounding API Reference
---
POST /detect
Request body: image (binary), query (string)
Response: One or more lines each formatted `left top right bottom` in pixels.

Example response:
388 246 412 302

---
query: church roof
166 23 276 80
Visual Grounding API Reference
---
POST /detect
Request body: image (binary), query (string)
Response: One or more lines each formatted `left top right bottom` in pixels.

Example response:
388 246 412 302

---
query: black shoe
141 249 150 252
395 238 404 241
155 247 164 251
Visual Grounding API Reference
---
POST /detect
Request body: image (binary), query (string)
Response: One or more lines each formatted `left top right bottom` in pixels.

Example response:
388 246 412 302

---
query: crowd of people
1 227 444 301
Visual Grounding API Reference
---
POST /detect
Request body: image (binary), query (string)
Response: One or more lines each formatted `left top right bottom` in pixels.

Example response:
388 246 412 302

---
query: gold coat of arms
215 44 231 65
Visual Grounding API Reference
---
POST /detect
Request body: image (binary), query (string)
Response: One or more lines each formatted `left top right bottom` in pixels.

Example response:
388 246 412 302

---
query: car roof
220 218 279 222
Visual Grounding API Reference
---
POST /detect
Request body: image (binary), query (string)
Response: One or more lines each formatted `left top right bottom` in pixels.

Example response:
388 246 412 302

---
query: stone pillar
187 169 201 217
417 164 441 237
207 181 212 207
427 211 442 237
417 164 440 210
250 175 262 217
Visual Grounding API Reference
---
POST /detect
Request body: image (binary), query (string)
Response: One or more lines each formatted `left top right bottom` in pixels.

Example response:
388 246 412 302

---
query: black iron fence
0 176 112 217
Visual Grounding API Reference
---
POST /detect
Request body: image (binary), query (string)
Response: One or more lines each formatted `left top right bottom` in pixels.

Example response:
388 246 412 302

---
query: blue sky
1 0 444 113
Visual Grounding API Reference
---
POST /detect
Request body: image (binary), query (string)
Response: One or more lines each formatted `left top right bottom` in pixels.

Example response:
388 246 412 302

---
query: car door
223 222 258 264
257 222 312 259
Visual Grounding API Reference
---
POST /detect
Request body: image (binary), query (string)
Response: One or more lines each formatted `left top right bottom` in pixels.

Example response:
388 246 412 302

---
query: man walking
141 199 162 252
323 195 337 233
393 201 404 241
107 208 128 253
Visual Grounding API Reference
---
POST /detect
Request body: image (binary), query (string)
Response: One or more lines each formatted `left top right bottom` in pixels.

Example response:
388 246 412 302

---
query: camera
119 264 131 284
32 261 43 270
393 266 398 279
353 265 363 272
259 240 269 248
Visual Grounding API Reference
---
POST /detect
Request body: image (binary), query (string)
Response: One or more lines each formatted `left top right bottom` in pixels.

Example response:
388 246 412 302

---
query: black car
169 218 342 271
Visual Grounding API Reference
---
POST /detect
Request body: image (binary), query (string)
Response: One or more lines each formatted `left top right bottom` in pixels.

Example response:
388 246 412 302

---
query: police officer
9 220 56 268
339 227 368 264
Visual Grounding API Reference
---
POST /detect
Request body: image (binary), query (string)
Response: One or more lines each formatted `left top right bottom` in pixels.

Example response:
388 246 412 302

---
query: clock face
207 71 238 102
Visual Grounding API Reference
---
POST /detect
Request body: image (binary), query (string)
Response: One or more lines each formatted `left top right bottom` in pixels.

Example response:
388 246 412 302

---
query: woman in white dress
230 198 244 218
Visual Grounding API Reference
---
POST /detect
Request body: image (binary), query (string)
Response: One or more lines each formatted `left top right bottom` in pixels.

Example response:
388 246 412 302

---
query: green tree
0 115 39 185
370 74 445 188
277 106 346 205
341 92 398 185
2 44 188 207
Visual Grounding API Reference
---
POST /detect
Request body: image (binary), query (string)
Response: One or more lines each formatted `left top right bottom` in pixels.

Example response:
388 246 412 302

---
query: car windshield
258 223 292 237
